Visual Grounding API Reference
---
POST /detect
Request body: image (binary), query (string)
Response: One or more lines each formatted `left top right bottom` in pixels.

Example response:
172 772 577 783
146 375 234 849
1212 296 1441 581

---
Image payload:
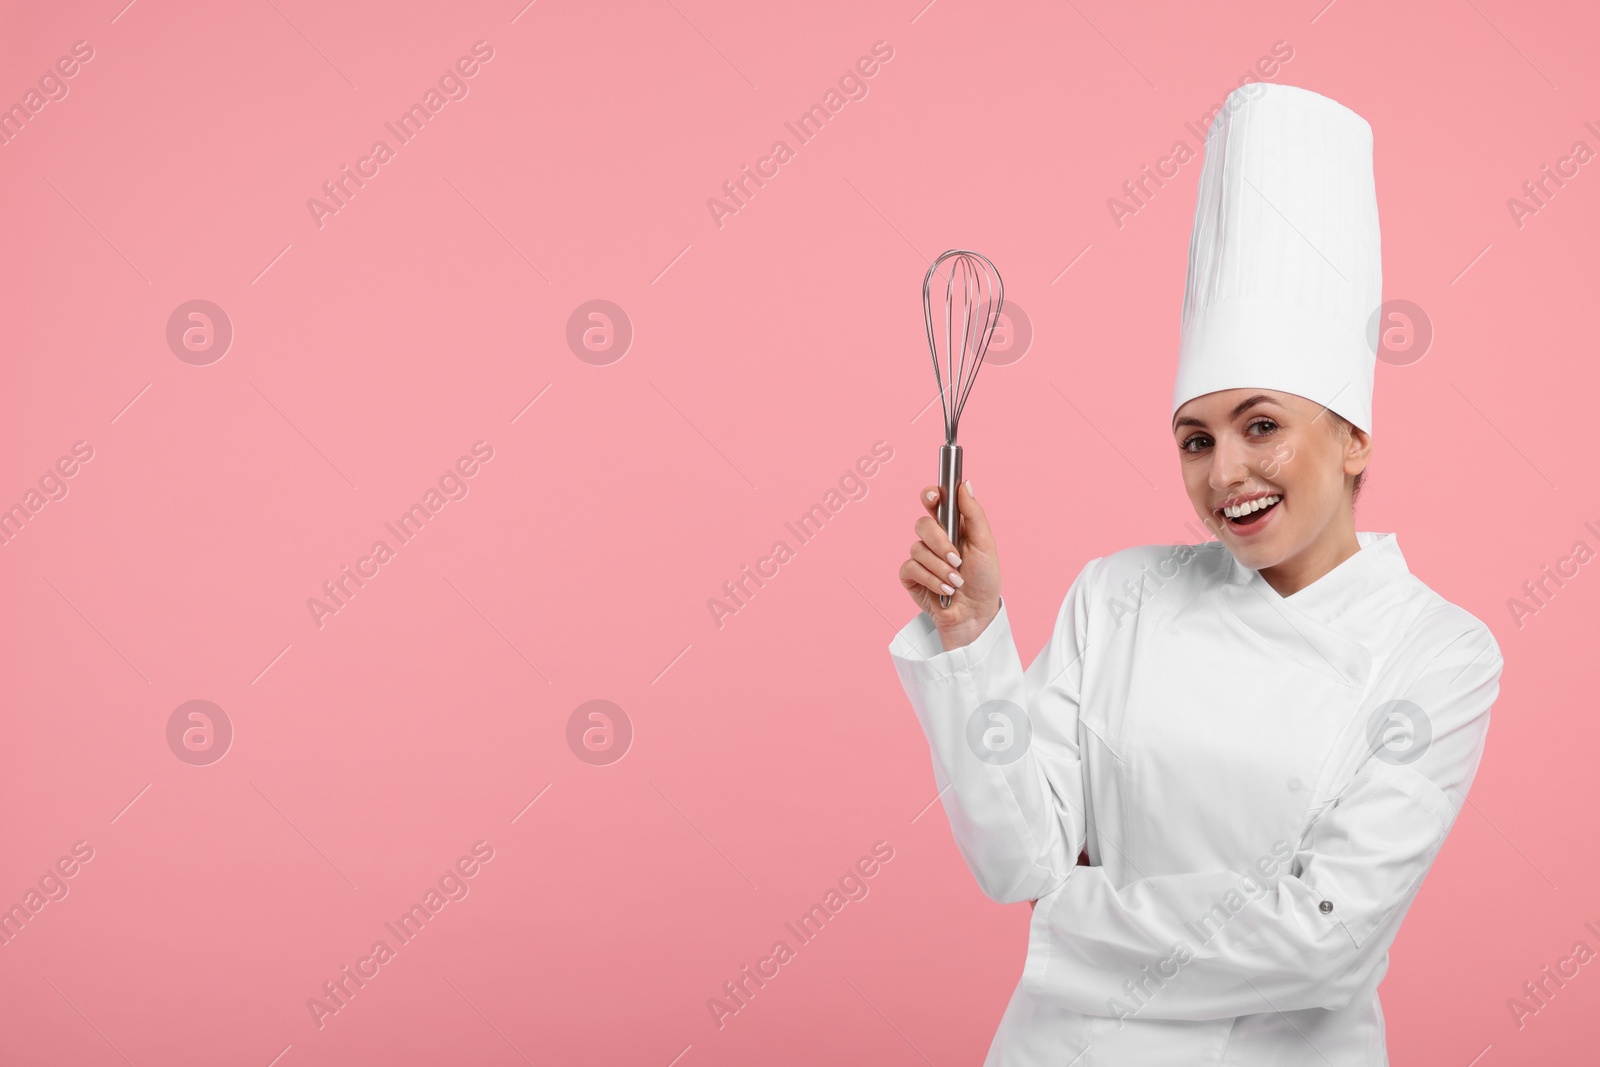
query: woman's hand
898 480 1001 651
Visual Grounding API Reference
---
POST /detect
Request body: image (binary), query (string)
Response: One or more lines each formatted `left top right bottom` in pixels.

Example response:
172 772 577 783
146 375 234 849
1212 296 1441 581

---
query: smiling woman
888 82 1503 1067
1173 389 1372 597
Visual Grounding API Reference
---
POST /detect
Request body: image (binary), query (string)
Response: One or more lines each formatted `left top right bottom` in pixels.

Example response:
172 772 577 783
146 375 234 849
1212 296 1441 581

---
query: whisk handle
937 443 963 608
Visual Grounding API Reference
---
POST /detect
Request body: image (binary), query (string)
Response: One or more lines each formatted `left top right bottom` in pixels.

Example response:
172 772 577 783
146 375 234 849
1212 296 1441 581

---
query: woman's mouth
1219 493 1282 530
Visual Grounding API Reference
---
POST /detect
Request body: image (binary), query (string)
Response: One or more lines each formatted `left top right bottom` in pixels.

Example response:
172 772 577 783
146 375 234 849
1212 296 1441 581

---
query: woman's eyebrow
1172 393 1281 431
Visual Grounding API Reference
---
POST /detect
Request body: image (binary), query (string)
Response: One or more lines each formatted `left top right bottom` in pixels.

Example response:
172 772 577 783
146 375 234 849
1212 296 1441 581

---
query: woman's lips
1221 496 1281 537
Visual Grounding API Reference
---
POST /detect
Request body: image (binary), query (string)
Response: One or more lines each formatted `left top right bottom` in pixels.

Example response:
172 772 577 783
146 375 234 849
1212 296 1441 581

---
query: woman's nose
1207 434 1251 491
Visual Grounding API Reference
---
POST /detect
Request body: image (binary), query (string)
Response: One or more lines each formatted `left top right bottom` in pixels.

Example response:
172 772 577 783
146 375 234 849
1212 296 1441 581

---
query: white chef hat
1172 82 1382 434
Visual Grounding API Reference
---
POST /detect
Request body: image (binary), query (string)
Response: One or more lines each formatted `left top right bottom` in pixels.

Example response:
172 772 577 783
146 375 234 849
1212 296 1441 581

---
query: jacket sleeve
887 558 1102 905
1019 622 1504 1020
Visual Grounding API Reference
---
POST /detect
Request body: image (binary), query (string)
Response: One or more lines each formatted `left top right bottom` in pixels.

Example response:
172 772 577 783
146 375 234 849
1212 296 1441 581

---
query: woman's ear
1342 422 1373 478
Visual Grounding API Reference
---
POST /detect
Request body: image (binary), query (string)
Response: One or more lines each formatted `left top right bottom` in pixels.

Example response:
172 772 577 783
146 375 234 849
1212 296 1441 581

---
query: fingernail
926 490 938 502
966 479 975 498
939 583 955 595
948 572 964 587
947 551 962 567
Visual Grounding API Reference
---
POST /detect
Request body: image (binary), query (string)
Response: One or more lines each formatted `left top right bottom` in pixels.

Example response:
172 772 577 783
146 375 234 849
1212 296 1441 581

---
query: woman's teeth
1223 494 1281 523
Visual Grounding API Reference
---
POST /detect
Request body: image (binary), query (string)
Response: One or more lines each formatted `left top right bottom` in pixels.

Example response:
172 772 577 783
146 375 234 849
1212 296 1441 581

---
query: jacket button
1319 900 1334 913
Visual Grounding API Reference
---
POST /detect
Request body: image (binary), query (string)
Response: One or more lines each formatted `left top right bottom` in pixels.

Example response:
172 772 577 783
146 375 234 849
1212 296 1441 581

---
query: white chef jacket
888 531 1502 1066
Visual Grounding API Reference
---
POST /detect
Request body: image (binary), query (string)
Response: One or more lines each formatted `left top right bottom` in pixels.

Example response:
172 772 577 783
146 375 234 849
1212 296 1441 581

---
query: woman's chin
1218 523 1284 569
1227 542 1277 570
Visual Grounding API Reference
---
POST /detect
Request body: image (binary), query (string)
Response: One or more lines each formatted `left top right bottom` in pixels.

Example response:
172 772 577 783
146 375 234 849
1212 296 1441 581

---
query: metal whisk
922 249 1004 607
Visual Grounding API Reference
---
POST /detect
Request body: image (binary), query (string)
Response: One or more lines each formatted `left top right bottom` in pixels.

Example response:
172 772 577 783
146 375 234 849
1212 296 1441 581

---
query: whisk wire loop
923 250 1004 445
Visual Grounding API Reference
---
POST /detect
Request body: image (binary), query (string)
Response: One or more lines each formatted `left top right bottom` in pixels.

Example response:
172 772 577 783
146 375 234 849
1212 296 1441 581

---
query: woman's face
1172 389 1371 574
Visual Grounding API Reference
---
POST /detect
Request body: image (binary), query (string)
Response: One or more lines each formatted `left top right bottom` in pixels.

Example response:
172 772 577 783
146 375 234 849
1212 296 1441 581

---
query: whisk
922 249 1005 607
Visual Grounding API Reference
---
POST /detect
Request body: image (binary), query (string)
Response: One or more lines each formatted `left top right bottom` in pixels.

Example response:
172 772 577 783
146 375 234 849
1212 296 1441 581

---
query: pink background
2 0 1597 1063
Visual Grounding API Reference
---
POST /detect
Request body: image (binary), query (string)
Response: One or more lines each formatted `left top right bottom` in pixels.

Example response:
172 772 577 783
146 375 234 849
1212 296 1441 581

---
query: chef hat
1172 82 1382 434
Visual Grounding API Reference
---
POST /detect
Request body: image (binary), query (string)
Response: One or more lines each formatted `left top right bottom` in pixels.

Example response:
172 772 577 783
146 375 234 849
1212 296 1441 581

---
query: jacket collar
1223 530 1411 630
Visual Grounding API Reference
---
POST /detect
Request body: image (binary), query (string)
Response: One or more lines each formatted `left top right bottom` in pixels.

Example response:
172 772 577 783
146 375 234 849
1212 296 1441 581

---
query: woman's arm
1019 624 1503 1021
888 556 1102 906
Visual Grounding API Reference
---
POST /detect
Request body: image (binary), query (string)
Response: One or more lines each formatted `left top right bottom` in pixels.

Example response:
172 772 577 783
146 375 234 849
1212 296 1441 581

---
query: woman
889 83 1502 1066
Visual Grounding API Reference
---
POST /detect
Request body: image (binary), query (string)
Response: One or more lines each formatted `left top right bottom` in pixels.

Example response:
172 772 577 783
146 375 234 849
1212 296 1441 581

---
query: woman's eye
1180 435 1211 453
1247 418 1278 436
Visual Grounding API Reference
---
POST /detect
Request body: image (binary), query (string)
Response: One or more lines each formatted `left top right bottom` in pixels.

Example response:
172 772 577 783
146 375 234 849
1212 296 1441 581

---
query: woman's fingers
954 480 992 551
899 557 952 599
910 541 963 591
914 481 984 559
902 482 999 627
914 514 962 567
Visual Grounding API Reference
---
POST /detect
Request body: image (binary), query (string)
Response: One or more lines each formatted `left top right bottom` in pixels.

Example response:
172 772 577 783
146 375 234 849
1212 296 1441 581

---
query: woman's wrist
936 601 1000 652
